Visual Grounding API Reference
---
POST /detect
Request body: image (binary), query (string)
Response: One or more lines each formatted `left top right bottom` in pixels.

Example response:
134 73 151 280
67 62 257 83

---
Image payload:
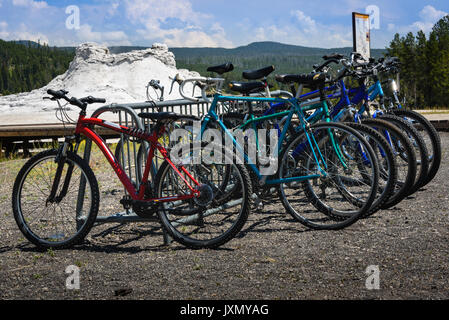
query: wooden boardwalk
1 116 448 158
0 123 118 157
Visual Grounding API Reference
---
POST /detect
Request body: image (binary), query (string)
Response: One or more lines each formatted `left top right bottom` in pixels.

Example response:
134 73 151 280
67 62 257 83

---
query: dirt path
1 134 448 300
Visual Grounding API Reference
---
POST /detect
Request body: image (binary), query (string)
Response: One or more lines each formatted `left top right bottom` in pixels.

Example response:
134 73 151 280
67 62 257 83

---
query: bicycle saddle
323 53 345 61
228 81 266 94
207 63 234 74
242 66 275 80
275 72 326 86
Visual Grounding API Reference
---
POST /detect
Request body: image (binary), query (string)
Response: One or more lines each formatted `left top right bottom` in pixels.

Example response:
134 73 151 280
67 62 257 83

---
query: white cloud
249 11 352 48
77 24 131 46
411 5 448 33
387 24 396 32
125 0 209 25
124 0 232 48
107 2 120 16
420 5 447 23
391 5 448 35
0 21 48 43
136 25 232 48
292 10 318 34
0 21 7 38
12 0 48 9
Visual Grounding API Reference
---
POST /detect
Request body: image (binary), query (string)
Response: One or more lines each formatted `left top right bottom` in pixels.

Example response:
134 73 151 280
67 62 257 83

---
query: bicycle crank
194 184 214 206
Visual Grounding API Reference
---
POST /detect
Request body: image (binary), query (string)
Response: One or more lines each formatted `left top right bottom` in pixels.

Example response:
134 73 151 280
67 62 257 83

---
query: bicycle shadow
11 206 360 254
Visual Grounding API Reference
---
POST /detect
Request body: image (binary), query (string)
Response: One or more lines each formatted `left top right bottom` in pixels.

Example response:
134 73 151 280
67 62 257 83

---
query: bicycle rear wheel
379 114 429 195
390 109 441 187
278 122 379 230
155 143 252 249
12 149 99 249
361 118 417 209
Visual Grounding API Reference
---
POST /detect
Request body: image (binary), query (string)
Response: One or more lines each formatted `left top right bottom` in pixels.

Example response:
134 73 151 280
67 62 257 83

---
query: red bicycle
12 90 252 249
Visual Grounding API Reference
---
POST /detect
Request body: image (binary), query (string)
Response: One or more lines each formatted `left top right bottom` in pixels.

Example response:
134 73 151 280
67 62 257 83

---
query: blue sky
0 0 448 48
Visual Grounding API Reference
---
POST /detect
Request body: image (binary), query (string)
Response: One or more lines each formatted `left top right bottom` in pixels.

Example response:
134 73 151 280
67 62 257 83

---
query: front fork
46 136 78 205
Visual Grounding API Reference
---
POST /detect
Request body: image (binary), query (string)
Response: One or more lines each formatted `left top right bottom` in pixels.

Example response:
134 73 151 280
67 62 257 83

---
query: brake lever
192 81 206 97
169 74 184 94
44 96 61 102
169 77 176 95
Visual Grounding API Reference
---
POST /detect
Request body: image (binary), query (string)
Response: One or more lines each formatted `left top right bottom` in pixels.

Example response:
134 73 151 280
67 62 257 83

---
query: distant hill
3 40 386 93
0 40 74 95
110 41 386 88
170 41 385 58
168 42 386 88
109 41 385 57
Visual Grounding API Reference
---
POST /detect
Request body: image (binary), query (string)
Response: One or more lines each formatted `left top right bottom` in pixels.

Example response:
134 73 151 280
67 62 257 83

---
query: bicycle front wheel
278 122 379 230
12 149 99 249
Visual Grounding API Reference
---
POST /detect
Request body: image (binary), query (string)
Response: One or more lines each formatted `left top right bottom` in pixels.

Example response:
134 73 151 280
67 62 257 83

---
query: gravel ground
0 134 448 300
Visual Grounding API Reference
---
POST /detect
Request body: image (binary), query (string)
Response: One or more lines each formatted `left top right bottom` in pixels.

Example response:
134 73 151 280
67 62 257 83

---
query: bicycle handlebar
313 58 341 72
178 77 225 103
46 89 106 109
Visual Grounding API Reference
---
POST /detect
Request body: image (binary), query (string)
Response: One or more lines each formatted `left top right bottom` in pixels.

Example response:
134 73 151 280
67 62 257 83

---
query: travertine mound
0 43 199 122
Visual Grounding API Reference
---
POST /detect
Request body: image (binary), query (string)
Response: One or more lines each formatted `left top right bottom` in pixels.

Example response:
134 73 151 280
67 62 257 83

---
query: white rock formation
0 43 200 124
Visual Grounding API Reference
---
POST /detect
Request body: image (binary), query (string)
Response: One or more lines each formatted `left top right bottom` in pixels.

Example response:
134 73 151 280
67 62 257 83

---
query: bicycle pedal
120 196 132 210
132 200 158 219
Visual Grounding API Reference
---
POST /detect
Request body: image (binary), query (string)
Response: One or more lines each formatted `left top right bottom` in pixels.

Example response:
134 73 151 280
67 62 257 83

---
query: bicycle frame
73 113 200 202
201 93 335 185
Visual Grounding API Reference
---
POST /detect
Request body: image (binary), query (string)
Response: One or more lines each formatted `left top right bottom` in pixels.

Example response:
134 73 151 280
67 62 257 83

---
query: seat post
319 84 331 119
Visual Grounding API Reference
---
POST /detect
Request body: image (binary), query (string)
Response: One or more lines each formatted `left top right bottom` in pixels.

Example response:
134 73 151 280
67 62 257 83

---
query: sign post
352 12 371 60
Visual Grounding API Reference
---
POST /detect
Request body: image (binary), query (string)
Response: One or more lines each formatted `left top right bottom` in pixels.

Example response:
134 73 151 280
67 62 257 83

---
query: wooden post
0 140 3 159
23 140 31 158
5 142 13 158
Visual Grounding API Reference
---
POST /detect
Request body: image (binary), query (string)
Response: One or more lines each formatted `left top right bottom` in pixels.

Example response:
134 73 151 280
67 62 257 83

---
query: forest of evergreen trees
387 16 449 108
0 40 74 95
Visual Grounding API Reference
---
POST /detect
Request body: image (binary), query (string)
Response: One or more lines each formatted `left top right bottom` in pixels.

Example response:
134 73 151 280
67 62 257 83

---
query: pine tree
415 31 427 106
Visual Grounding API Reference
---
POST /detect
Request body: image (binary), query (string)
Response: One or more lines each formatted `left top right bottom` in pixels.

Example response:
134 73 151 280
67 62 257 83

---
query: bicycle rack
76 98 233 246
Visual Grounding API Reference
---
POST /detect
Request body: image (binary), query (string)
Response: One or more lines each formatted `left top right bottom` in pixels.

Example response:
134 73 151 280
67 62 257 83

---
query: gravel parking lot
1 133 448 300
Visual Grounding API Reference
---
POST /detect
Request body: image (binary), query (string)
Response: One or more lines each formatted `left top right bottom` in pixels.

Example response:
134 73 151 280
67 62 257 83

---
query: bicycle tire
361 118 417 209
155 143 252 249
344 122 397 217
378 114 429 195
278 122 379 230
12 149 99 249
390 109 441 187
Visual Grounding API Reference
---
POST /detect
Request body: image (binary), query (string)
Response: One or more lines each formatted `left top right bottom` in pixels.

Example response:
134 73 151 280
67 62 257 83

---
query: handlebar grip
91 97 106 104
47 89 68 99
69 97 85 108
315 58 340 72
80 96 106 104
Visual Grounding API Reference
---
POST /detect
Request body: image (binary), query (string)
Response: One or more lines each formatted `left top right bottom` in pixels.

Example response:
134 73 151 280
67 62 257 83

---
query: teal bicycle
176 70 380 230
